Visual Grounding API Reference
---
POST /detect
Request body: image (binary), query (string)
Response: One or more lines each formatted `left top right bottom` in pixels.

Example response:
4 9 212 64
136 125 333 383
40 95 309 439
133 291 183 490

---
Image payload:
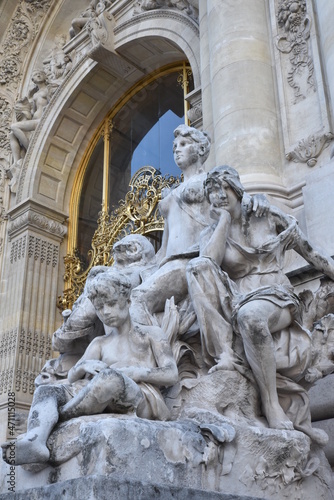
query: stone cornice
7 199 67 241
114 9 199 37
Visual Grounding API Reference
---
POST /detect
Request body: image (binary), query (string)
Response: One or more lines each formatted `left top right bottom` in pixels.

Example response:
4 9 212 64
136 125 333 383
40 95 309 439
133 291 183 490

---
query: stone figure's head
204 165 244 218
204 165 244 201
31 69 47 85
112 234 156 267
173 125 211 169
86 271 131 327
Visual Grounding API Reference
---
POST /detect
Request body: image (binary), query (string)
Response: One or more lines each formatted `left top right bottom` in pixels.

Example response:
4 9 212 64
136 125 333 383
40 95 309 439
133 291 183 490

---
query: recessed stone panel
38 174 60 200
55 117 82 144
88 69 116 93
45 144 69 172
71 92 98 117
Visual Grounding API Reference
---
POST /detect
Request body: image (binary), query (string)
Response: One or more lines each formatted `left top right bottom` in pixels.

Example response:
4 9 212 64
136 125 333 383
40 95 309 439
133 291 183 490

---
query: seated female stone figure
186 165 334 436
1 271 177 465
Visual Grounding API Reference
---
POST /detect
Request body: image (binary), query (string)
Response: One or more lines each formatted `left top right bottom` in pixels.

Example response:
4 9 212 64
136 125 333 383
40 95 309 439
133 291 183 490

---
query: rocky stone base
0 412 333 499
0 474 266 500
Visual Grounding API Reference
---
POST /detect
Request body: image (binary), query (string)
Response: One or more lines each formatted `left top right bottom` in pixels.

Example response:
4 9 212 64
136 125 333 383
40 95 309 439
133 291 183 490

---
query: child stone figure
1 271 177 465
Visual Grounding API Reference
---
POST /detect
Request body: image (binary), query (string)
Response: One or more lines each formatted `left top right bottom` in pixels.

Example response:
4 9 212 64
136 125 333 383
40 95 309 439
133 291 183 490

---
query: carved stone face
92 288 130 328
173 135 201 170
31 70 46 85
206 180 240 215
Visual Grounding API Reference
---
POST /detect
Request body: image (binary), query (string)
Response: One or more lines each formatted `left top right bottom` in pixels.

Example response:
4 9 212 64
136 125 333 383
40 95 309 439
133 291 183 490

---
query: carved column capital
7 200 67 242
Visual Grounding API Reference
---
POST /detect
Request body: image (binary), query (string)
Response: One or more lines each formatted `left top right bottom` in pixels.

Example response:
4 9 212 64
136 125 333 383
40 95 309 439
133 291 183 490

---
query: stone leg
130 258 189 325
1 385 70 465
186 256 235 370
60 368 144 420
236 300 294 430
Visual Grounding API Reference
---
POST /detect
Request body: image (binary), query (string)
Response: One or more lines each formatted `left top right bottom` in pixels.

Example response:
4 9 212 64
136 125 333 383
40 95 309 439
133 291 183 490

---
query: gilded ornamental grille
58 166 180 310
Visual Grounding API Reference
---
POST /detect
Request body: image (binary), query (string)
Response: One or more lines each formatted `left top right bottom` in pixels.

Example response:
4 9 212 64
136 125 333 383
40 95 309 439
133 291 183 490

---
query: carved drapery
58 166 180 310
276 0 315 103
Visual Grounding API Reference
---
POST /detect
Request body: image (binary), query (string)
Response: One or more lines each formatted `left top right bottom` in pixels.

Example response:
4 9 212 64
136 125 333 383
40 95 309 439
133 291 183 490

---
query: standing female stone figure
187 165 334 438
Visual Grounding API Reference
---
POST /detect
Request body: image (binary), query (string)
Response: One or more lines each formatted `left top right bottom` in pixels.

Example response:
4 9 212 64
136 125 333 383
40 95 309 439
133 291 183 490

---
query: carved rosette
286 132 334 166
276 0 315 103
59 167 180 310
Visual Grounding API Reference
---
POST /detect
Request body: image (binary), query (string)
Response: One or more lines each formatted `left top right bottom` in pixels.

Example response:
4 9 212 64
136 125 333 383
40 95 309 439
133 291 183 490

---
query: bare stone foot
1 436 50 465
264 404 294 431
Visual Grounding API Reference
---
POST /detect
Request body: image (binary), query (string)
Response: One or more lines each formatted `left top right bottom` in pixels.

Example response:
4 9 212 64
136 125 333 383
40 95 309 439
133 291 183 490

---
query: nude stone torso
159 174 210 257
95 328 156 369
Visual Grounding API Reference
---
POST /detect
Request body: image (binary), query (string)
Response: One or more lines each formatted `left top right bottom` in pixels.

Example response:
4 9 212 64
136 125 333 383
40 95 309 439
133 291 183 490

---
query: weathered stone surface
1 413 332 499
0 474 265 500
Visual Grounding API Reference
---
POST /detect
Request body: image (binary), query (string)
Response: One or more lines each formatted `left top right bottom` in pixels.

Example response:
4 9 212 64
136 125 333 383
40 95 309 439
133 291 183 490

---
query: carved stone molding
16 55 94 203
0 329 17 360
286 132 334 167
115 8 199 37
276 0 315 103
7 202 67 242
133 0 199 23
0 369 14 396
10 235 26 264
0 327 52 396
26 235 59 267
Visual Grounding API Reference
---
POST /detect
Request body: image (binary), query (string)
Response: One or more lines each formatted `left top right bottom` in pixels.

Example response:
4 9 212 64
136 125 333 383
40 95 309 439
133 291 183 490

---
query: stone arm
155 218 169 265
199 209 231 266
67 337 108 383
268 206 334 280
117 326 178 387
198 193 269 266
289 224 334 281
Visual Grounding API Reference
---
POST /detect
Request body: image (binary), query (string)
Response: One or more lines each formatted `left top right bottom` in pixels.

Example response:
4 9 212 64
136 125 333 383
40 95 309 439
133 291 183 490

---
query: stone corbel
286 132 334 167
185 87 202 128
86 9 116 52
7 200 67 242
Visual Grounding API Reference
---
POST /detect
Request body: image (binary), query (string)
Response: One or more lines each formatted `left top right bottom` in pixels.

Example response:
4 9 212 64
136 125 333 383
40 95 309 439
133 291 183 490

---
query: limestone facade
1 0 334 473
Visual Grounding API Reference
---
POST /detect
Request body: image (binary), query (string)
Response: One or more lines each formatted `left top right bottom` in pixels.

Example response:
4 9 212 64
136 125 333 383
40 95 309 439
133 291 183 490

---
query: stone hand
209 206 231 224
249 193 270 217
79 359 108 376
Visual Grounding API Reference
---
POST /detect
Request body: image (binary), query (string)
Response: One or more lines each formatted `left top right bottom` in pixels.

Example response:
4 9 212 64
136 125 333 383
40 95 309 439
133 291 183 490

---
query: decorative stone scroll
276 0 316 103
286 132 334 167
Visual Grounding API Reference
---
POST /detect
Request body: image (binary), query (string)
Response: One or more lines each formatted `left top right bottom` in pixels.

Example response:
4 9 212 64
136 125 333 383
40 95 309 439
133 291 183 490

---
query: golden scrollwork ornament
58 166 180 310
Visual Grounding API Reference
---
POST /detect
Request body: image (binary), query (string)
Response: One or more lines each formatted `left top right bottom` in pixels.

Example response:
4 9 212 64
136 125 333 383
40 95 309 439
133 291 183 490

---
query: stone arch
17 8 200 225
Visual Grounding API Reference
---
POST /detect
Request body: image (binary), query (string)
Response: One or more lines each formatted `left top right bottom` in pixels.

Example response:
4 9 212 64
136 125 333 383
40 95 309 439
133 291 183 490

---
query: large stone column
198 1 215 169
313 0 334 129
0 201 67 443
205 0 282 182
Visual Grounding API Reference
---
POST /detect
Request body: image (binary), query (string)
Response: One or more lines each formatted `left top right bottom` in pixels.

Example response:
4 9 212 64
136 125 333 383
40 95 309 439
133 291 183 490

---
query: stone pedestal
1 371 332 499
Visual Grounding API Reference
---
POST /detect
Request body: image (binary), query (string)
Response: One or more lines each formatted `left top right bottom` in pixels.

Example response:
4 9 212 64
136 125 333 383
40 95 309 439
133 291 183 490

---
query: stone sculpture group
3 125 334 498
